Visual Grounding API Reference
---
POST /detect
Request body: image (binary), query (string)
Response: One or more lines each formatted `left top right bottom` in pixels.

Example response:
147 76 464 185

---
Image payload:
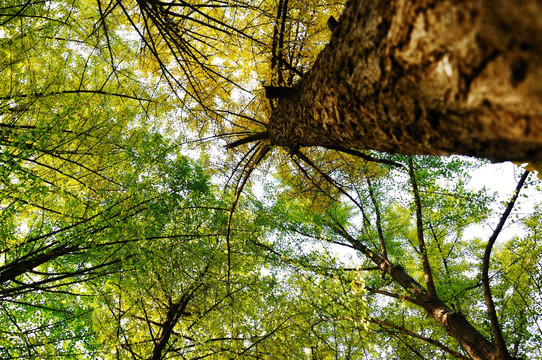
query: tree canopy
1 1 541 360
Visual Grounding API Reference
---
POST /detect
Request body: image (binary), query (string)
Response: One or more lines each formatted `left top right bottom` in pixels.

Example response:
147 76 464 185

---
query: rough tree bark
267 0 542 162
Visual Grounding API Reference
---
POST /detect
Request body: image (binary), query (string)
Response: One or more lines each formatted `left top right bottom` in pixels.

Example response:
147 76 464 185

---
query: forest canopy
0 1 541 360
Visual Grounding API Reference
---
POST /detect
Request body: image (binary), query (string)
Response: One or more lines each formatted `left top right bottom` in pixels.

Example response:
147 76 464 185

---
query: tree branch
369 318 470 360
481 170 529 360
225 143 271 292
408 157 437 298
325 146 404 168
367 177 387 260
0 89 152 101
365 287 418 304
225 131 269 149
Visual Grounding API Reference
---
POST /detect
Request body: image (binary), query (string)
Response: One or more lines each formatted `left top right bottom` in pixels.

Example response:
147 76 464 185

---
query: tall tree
258 154 539 360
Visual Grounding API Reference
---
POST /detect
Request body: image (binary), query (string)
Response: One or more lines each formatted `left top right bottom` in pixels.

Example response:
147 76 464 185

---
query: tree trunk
423 300 502 360
267 0 542 162
346 228 508 360
385 261 504 360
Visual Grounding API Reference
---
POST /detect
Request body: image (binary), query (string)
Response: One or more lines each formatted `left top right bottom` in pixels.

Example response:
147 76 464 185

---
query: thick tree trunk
267 0 542 162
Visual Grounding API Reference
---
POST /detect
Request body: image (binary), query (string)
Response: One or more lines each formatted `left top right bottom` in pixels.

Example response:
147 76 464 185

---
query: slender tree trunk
385 261 503 360
340 225 508 360
422 300 501 360
150 296 191 360
267 0 542 162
